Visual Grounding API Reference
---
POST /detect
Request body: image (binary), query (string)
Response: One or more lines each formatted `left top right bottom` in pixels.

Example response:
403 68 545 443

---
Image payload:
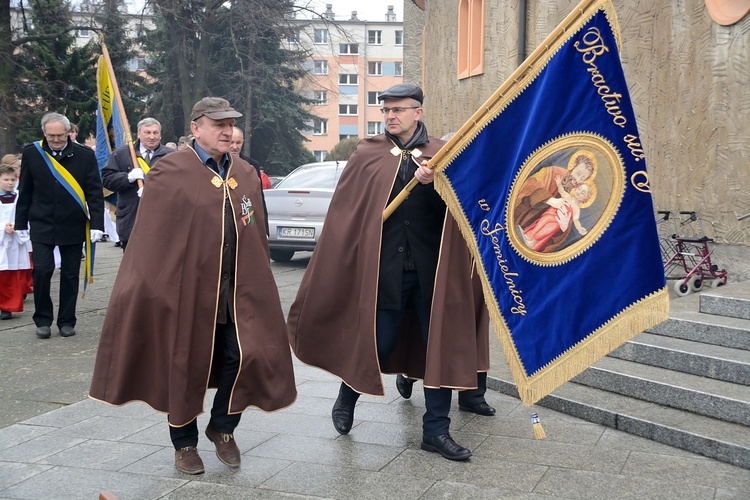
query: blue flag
432 0 668 405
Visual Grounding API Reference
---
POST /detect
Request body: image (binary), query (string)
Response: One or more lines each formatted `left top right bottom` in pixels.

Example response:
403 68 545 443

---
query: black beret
378 83 424 104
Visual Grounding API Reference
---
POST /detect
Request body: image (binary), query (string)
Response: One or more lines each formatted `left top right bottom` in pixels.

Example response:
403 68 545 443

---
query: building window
314 150 328 161
339 74 358 85
136 56 146 70
77 27 90 37
339 104 358 115
314 28 328 44
313 60 328 75
286 30 300 43
367 121 384 135
313 90 328 105
339 134 358 141
458 0 485 79
312 119 328 135
367 91 381 105
394 62 403 76
368 30 382 44
368 62 382 76
339 43 359 54
135 24 145 37
395 30 403 45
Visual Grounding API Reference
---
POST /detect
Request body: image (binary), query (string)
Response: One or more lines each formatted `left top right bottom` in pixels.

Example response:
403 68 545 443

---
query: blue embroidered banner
432 0 668 405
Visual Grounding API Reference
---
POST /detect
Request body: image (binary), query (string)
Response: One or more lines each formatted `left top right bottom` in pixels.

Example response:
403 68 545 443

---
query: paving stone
424 481 550 499
163 480 317 499
381 449 547 492
0 461 52 489
21 398 109 428
0 423 55 451
0 466 186 500
534 467 716 499
620 451 750 491
0 433 86 463
39 438 163 471
473 435 629 474
258 461 435 499
247 433 404 471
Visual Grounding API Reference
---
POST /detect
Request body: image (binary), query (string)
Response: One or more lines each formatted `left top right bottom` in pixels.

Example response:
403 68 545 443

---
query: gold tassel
531 412 546 439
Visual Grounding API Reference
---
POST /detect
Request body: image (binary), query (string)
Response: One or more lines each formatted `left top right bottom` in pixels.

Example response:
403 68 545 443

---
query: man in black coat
14 112 105 339
101 117 174 251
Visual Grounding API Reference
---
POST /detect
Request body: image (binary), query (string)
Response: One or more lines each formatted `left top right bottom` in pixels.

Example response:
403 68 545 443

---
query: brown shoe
174 446 204 474
205 426 241 467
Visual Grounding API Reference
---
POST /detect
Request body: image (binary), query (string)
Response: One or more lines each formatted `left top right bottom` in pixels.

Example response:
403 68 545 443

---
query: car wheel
270 249 295 262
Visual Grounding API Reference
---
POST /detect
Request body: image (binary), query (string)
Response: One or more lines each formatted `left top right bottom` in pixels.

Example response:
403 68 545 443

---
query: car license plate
279 227 315 239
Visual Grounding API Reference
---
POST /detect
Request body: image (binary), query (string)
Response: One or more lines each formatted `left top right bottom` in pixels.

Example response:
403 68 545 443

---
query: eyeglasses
44 133 68 140
380 106 420 115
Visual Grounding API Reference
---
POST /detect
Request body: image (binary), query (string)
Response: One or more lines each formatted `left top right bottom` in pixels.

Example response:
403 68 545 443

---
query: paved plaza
0 243 748 499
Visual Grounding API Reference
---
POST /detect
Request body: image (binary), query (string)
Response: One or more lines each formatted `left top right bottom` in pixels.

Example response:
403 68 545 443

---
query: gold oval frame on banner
506 132 625 266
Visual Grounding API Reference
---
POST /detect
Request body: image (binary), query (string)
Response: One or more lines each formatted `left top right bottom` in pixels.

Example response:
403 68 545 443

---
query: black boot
331 383 357 435
396 374 415 399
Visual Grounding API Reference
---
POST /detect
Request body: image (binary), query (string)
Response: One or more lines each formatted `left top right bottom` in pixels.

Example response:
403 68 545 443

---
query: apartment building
286 4 404 161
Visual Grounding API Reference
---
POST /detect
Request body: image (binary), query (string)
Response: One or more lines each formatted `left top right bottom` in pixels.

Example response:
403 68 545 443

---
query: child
522 175 594 252
0 163 33 319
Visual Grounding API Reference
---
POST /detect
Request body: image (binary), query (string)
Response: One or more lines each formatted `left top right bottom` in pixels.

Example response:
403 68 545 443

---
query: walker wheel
674 280 691 296
689 275 703 292
712 278 726 288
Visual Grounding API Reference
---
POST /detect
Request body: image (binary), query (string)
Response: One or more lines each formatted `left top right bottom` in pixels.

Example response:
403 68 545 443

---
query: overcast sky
125 1 403 22
297 0 403 22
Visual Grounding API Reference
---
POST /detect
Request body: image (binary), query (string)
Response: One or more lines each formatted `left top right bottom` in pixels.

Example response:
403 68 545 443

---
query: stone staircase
487 280 750 469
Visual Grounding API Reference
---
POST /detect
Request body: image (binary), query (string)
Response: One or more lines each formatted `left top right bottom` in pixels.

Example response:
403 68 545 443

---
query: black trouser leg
209 321 242 433
170 320 242 449
378 271 451 436
458 371 488 406
170 418 199 449
30 242 55 327
56 243 81 327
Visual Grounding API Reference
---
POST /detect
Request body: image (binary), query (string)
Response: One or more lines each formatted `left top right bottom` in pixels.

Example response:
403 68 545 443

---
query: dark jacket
101 141 173 242
15 138 104 245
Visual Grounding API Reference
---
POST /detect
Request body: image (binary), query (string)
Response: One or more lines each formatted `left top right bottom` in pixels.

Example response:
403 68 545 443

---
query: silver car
264 160 347 262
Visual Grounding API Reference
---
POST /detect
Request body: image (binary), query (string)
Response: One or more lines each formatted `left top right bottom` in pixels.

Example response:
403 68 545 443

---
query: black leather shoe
331 391 356 435
0 311 12 320
396 374 415 399
421 434 472 461
59 326 76 338
459 401 496 416
36 326 51 339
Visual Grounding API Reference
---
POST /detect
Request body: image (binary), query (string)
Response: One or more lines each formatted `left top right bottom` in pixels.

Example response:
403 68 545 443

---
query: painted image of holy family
512 147 613 254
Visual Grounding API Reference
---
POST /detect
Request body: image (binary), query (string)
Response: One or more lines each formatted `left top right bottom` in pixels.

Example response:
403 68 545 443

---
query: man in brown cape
90 97 297 475
287 84 489 461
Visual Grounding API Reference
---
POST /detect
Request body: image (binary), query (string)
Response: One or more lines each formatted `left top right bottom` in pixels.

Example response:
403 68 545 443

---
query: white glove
16 229 29 239
90 230 104 242
137 187 144 198
127 168 145 183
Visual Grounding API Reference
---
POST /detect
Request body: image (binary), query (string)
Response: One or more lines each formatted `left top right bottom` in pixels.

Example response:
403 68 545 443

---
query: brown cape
90 147 297 426
287 134 489 396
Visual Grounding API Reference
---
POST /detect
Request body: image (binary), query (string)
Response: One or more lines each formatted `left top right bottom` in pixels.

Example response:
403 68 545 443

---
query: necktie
145 150 152 163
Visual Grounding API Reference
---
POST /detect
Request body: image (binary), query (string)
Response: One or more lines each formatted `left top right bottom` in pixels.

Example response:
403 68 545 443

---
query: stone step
610 332 750 385
699 282 750 320
647 310 750 350
572 357 750 426
487 373 750 470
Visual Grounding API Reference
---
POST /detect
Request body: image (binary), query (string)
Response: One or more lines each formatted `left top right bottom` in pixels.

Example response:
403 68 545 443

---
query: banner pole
98 35 142 189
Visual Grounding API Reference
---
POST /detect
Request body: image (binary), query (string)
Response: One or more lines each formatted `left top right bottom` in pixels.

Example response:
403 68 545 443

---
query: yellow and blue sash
34 141 95 297
137 156 151 175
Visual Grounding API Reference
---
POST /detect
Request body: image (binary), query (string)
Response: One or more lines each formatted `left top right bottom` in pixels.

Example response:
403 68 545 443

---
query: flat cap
190 97 242 121
378 83 424 104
